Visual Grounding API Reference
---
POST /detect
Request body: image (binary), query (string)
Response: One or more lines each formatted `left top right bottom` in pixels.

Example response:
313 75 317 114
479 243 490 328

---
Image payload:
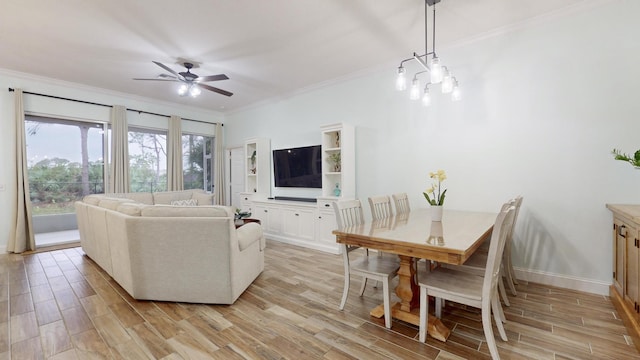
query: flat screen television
273 145 322 188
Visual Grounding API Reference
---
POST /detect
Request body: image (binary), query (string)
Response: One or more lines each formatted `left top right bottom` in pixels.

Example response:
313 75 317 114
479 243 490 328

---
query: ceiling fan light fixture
178 84 188 96
189 85 201 97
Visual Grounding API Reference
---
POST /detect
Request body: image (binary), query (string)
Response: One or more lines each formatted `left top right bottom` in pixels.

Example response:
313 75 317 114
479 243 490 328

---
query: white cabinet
321 123 354 199
316 199 338 245
252 199 339 254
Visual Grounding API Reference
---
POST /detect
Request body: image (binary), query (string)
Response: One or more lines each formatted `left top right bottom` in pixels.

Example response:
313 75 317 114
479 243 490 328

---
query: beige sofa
75 189 265 304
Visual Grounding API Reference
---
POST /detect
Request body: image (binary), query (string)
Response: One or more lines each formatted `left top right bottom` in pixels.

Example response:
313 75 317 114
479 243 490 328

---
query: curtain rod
7 88 222 126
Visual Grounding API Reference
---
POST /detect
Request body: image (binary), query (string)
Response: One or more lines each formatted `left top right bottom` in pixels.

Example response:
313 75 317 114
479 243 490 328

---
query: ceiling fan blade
198 74 229 82
152 61 180 77
198 83 233 97
132 78 178 82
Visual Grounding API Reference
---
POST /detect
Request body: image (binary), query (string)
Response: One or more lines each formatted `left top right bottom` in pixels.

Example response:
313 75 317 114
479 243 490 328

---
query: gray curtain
213 123 226 205
108 105 129 193
167 115 184 191
8 89 35 253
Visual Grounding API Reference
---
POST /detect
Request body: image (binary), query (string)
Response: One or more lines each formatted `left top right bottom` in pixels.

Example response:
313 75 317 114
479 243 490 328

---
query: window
182 134 213 191
128 127 167 192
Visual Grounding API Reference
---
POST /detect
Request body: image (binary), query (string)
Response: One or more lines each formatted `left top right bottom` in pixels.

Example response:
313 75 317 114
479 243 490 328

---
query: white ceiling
0 0 587 113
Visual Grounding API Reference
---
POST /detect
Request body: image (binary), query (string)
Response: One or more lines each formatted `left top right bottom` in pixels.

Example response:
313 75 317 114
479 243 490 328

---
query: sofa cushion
192 192 214 206
98 198 135 211
116 202 146 216
109 192 154 205
153 190 199 205
141 205 233 218
171 199 198 206
83 194 103 206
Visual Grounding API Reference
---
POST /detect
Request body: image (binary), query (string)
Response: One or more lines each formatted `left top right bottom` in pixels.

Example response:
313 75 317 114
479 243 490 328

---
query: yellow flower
423 169 448 206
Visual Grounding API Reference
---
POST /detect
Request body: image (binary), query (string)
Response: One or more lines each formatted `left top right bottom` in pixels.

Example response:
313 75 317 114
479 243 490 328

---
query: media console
247 197 340 254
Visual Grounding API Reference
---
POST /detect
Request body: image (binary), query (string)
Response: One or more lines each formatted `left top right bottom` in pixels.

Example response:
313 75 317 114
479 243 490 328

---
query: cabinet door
265 206 282 234
317 210 338 244
282 207 314 241
297 208 315 242
253 204 269 230
613 219 626 296
240 194 252 213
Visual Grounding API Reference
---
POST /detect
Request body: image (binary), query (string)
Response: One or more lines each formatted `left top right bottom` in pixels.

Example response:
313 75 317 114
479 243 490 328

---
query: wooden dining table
333 208 497 341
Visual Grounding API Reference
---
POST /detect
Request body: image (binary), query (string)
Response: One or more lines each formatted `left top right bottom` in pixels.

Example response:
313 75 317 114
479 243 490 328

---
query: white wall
225 1 640 293
0 71 223 251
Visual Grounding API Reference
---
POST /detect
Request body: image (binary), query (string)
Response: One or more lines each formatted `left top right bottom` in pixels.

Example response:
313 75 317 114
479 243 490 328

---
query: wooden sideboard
607 204 640 352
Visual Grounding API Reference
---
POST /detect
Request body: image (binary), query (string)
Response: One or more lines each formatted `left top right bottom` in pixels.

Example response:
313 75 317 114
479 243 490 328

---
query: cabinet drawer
317 199 335 211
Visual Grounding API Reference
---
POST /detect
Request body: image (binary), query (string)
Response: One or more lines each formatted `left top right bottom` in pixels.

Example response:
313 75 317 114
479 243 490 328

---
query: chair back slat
333 199 365 228
368 195 394 221
392 193 411 214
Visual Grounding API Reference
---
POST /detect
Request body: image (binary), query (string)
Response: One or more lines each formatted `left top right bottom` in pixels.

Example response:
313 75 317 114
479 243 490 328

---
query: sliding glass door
25 115 107 244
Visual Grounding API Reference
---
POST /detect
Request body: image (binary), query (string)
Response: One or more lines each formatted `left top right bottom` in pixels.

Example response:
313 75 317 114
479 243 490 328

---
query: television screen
273 145 322 188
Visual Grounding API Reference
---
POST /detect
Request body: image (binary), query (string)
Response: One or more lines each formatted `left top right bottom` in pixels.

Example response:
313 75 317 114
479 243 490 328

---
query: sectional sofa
75 189 265 304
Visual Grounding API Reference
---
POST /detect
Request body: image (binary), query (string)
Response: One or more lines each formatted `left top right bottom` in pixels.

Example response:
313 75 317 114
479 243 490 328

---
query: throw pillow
170 199 198 206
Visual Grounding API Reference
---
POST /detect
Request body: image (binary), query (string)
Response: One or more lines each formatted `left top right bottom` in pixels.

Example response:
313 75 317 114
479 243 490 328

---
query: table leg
371 255 451 341
396 255 419 312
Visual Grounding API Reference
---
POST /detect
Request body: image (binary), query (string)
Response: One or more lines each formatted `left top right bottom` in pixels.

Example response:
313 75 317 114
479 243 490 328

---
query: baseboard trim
514 267 611 295
265 234 341 255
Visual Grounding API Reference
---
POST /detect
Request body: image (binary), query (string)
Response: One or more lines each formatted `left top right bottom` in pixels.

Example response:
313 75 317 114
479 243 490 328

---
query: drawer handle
244 197 248 200
295 213 299 216
619 225 626 238
324 204 330 207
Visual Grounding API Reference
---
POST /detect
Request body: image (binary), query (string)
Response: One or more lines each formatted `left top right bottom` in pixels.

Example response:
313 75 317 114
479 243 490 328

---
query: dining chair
439 197 520 310
418 203 517 360
368 195 394 221
392 193 411 214
475 196 524 296
333 199 400 329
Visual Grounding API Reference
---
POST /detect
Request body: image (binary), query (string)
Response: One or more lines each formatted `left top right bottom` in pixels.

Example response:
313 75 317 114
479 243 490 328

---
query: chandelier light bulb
441 70 453 94
395 66 407 91
409 78 420 100
451 79 461 102
430 56 443 84
178 84 188 96
189 85 201 97
422 88 431 107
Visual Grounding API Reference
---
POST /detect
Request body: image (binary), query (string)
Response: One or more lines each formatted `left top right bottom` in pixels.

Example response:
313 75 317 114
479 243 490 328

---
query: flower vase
431 205 443 222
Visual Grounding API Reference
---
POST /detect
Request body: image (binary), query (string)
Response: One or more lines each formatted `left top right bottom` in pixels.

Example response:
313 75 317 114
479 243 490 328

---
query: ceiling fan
134 61 233 97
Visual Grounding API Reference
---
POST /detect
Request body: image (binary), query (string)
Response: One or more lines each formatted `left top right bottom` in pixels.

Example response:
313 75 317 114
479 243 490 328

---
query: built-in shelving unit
241 138 270 203
320 123 354 199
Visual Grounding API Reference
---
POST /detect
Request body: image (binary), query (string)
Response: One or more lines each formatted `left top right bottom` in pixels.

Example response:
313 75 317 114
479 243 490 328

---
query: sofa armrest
236 222 265 251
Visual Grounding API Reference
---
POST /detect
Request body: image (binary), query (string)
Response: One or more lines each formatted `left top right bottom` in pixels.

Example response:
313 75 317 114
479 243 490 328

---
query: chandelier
395 0 460 106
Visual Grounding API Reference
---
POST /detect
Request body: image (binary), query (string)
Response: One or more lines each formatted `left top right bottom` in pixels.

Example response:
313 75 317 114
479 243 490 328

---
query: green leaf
439 189 447 206
634 150 640 162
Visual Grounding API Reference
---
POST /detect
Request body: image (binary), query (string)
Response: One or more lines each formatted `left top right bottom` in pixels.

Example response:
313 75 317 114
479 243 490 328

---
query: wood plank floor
0 240 638 359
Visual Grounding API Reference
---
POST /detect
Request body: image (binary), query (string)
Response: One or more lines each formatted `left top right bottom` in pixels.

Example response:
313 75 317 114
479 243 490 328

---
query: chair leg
359 277 367 296
419 286 428 343
492 296 508 341
382 277 392 329
339 273 349 310
505 259 518 292
498 275 510 307
482 303 501 360
435 297 443 318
